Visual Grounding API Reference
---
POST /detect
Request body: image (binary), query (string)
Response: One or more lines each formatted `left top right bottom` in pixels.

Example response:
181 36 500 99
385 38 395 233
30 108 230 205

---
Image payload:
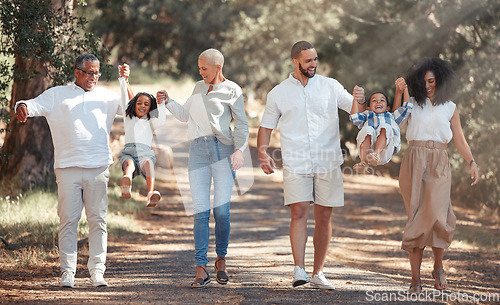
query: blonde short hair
199 48 224 68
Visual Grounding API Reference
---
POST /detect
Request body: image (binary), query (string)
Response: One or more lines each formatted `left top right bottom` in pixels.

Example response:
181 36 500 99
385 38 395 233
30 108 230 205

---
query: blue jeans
188 136 235 266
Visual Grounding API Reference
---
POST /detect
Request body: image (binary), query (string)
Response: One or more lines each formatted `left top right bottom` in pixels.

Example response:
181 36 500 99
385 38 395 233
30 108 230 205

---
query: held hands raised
395 77 407 92
353 85 365 105
118 64 130 80
156 90 169 105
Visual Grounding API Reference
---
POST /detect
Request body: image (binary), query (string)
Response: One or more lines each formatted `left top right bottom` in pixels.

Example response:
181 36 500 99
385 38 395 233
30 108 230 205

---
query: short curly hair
367 91 391 110
125 92 158 120
405 57 454 107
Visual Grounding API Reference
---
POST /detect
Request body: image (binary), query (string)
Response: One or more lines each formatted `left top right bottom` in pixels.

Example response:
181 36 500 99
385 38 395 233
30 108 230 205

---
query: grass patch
0 163 148 267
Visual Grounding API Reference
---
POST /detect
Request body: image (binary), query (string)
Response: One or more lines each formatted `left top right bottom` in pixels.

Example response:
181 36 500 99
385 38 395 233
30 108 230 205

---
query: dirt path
1 118 498 304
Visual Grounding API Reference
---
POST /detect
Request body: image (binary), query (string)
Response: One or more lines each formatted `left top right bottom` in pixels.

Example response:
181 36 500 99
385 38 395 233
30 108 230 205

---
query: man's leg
82 167 109 284
283 168 314 287
312 204 333 275
289 201 310 268
56 167 84 287
308 168 342 290
56 168 84 273
289 201 311 287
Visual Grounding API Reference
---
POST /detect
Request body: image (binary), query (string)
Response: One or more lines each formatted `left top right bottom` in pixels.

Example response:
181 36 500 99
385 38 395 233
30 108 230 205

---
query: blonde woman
157 49 249 288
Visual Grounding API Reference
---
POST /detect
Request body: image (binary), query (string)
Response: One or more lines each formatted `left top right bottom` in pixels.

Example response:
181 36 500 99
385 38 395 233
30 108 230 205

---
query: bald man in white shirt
258 41 364 290
15 54 132 288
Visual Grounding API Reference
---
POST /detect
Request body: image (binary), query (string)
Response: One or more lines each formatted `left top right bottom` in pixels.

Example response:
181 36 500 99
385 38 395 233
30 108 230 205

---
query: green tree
0 0 110 191
81 0 235 77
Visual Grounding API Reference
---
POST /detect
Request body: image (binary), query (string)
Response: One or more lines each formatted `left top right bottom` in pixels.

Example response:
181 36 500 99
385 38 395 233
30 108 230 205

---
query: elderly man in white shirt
258 41 364 290
15 54 131 288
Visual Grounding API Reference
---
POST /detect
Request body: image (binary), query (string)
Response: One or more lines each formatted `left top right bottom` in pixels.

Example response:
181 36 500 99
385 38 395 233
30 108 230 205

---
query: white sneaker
146 190 161 208
90 271 108 287
60 271 75 288
292 266 310 287
310 271 335 290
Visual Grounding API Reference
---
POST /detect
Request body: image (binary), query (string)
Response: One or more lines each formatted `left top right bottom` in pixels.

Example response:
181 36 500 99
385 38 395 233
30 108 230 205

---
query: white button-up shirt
15 82 122 169
260 73 352 174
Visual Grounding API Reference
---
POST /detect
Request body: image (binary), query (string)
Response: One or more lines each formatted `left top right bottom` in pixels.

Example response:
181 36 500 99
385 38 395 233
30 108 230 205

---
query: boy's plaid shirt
349 102 413 136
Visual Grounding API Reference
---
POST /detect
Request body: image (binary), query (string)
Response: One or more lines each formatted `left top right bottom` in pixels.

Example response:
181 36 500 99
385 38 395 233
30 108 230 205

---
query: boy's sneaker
310 271 335 290
60 271 75 288
90 271 108 287
292 266 310 287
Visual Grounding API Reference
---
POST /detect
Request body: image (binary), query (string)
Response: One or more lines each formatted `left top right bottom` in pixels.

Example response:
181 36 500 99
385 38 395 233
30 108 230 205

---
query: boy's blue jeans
188 136 235 266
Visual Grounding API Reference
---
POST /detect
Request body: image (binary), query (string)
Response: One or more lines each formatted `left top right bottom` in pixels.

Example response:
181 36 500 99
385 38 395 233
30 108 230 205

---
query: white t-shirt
405 97 456 143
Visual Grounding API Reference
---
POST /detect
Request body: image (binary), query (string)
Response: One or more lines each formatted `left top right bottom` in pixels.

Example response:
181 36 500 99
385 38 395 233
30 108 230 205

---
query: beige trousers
55 166 109 275
399 141 456 251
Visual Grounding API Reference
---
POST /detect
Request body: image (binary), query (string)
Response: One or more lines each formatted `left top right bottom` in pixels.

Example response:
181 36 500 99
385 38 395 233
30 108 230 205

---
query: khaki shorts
283 167 344 207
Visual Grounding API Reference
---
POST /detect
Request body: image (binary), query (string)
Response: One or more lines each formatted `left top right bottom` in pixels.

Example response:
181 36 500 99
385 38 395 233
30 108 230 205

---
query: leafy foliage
0 0 112 128
83 0 235 77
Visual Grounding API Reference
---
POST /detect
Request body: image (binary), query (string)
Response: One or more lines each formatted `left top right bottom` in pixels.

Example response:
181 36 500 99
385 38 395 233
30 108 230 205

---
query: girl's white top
166 80 249 152
405 97 456 144
119 77 166 147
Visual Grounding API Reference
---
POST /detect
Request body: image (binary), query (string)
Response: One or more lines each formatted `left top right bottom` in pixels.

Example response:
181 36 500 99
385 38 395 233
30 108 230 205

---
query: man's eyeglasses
77 68 101 77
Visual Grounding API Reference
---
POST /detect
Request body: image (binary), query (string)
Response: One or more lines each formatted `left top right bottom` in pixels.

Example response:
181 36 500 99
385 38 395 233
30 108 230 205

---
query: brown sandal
432 269 447 290
191 266 210 289
408 283 422 294
214 257 229 285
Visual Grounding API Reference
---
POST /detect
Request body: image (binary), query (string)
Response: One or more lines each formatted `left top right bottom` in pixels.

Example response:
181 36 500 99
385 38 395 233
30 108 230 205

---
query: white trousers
55 167 109 275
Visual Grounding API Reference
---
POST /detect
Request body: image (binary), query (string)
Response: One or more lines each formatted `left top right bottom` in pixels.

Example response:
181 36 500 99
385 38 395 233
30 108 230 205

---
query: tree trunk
0 0 72 192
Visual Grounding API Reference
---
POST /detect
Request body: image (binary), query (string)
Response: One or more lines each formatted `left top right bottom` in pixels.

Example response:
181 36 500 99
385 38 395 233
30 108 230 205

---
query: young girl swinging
117 76 166 207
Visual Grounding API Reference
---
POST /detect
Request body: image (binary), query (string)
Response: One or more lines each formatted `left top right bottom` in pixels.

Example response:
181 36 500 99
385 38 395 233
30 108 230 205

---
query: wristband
469 159 476 166
16 103 27 111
